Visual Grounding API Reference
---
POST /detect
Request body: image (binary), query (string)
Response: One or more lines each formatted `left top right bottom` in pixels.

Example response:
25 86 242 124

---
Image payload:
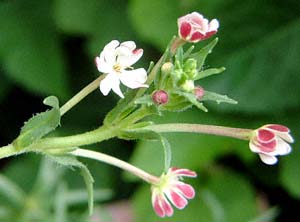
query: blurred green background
0 0 299 221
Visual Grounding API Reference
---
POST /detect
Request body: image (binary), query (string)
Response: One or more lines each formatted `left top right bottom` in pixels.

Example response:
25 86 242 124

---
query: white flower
95 40 148 98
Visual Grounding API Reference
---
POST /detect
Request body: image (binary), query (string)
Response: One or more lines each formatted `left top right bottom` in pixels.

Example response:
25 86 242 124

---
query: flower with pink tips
151 167 197 217
95 40 148 98
249 124 294 165
177 12 219 43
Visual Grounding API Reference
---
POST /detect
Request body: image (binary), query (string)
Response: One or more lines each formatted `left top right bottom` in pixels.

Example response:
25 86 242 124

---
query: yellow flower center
113 63 122 73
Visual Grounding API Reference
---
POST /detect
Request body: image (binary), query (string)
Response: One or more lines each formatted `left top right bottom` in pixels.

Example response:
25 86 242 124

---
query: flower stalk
60 75 105 116
71 148 159 184
144 123 252 140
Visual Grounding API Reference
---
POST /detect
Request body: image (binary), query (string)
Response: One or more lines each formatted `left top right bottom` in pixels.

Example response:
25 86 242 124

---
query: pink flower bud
178 12 219 43
152 90 169 105
194 86 205 99
249 124 293 165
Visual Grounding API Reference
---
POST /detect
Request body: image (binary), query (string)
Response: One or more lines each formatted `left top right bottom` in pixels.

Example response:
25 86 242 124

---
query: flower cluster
249 124 293 164
151 167 197 217
90 11 294 219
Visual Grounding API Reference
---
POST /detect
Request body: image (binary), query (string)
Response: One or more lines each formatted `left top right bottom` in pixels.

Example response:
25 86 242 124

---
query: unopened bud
152 90 169 105
181 80 195 92
194 86 205 99
183 58 197 79
161 62 174 74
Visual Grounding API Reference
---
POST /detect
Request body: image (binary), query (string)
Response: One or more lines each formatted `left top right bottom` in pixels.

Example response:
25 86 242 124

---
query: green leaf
194 67 226 80
190 38 219 70
13 96 61 149
48 155 94 215
0 1 70 98
201 90 238 105
175 91 208 112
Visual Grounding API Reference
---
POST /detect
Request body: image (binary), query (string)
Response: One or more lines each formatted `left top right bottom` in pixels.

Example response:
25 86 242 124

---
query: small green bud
181 80 195 92
161 62 174 75
183 58 198 79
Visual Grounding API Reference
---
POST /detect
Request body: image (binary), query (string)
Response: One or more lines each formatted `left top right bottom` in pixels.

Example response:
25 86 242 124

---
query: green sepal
201 90 238 105
190 38 218 70
183 45 195 59
175 47 184 64
134 95 154 106
13 96 61 149
48 155 94 215
194 67 226 80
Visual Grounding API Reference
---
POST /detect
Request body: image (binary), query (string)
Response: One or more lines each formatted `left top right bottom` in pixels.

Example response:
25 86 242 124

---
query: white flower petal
102 40 119 65
100 73 123 98
99 74 113 96
120 41 136 51
117 49 143 67
95 55 113 73
249 141 260 153
277 132 294 143
119 68 148 89
259 153 278 165
208 19 219 32
275 138 292 155
111 84 124 98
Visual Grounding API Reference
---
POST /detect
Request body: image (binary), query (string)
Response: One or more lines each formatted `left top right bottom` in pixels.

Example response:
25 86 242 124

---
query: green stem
119 106 152 127
145 123 252 140
29 126 118 151
71 148 160 184
0 144 25 159
60 75 105 116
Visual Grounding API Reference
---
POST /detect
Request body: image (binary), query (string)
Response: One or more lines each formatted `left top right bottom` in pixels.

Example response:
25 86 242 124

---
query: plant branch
0 144 25 160
28 126 118 151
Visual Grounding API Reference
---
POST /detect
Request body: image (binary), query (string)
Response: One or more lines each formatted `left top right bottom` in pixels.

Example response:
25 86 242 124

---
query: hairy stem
71 148 159 184
29 126 118 151
0 144 25 159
